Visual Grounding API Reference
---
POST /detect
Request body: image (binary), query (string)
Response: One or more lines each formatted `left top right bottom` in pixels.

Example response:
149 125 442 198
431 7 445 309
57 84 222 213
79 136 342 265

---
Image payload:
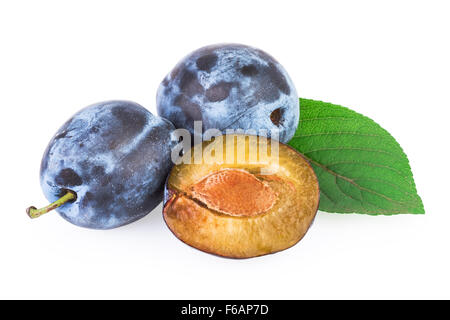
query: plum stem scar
26 190 77 219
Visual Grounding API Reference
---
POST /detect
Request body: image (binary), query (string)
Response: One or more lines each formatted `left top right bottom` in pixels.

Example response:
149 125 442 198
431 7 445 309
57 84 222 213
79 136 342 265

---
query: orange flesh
163 135 320 259
190 169 277 217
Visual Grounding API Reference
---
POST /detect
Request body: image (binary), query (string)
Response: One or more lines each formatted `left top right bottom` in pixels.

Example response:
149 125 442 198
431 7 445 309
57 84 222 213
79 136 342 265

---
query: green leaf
288 98 424 215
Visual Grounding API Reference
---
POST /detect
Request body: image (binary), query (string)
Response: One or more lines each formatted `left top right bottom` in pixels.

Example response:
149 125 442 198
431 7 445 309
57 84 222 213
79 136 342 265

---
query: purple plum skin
156 44 299 143
40 101 176 229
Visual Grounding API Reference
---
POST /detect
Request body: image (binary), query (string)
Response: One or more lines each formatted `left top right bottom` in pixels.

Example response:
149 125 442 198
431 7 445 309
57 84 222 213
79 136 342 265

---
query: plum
27 101 177 229
163 134 320 258
156 44 299 144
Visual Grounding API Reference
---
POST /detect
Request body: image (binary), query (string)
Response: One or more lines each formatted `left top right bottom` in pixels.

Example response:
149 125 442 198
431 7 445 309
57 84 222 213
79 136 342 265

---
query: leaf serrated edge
293 98 425 215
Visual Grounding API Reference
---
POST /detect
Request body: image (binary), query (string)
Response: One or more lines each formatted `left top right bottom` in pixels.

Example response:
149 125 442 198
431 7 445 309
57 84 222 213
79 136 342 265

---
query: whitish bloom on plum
157 44 299 144
40 101 177 229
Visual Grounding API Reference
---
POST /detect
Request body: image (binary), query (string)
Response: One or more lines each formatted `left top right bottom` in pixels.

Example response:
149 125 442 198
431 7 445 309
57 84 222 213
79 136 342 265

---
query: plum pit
190 169 277 217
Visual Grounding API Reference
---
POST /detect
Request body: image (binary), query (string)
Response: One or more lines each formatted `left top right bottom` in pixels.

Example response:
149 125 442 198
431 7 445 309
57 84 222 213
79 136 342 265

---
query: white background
0 0 448 299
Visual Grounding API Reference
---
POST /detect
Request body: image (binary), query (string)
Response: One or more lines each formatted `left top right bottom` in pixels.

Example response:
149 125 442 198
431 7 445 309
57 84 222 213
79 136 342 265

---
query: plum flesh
40 101 176 229
163 135 320 258
156 44 299 143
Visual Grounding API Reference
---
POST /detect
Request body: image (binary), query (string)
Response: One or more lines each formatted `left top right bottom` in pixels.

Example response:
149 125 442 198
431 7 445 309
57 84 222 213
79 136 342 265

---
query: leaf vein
300 116 358 122
293 131 390 139
305 156 416 207
334 175 364 205
325 160 410 181
303 147 401 159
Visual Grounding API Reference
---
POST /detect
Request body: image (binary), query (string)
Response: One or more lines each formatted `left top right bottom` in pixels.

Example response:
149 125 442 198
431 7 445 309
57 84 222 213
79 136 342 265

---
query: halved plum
163 134 319 258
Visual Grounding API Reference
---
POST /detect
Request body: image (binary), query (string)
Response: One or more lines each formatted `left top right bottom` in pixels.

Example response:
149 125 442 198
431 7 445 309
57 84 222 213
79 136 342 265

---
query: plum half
163 134 320 258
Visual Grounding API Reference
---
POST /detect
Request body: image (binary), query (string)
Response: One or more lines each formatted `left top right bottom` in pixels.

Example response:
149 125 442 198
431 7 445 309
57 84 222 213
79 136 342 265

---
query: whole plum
156 44 299 143
30 101 176 229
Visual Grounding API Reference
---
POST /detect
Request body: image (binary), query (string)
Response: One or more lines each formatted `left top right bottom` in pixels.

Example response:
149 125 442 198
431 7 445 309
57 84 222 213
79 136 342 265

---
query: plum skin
156 43 299 144
40 101 176 229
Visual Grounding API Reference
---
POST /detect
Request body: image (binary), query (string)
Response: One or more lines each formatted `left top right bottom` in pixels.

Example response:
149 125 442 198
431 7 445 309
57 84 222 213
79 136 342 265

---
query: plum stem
26 190 77 219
